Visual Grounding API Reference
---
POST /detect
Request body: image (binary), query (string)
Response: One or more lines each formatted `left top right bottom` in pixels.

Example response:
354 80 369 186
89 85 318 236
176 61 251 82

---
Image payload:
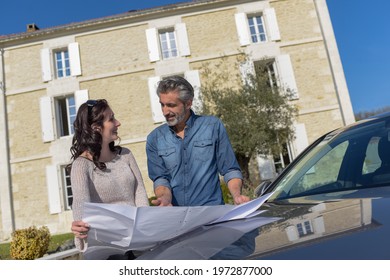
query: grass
0 232 74 260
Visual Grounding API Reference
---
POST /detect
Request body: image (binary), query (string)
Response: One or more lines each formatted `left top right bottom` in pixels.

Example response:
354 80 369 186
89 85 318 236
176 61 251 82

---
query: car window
270 118 390 200
362 137 381 175
288 141 348 196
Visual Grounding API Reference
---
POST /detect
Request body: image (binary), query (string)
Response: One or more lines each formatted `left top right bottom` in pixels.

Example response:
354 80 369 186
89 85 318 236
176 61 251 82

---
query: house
0 0 354 241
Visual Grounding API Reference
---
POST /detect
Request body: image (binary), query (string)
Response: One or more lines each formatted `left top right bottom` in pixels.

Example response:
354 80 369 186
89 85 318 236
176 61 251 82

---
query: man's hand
233 194 250 205
71 220 90 239
151 196 173 206
227 178 251 205
153 185 173 206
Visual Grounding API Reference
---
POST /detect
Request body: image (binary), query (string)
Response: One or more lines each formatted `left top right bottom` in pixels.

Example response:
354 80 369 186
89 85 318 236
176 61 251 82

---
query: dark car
137 112 390 260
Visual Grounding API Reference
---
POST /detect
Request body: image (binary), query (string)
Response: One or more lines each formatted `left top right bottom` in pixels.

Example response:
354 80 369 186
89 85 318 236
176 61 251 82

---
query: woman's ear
91 124 101 133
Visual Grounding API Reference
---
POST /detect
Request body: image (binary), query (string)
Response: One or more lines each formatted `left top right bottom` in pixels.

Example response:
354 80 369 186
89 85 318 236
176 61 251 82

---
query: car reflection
138 194 385 260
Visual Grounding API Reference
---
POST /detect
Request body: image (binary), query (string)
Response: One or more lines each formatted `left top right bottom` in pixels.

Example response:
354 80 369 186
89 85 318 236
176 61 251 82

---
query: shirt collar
168 110 197 133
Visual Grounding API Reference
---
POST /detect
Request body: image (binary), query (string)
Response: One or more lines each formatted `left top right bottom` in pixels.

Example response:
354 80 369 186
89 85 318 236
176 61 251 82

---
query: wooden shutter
74 89 89 113
239 59 255 86
293 123 309 156
275 54 299 99
40 48 52 82
235 13 251 46
46 165 62 214
185 70 201 112
264 8 281 41
145 28 160 62
148 76 165 123
39 96 55 142
176 23 191 57
69 42 82 76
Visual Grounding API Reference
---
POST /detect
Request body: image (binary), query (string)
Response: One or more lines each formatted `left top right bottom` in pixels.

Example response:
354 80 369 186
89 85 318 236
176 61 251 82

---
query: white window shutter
39 96 55 142
69 42 82 76
185 70 201 112
176 23 191 57
148 76 165 123
46 165 62 214
293 123 309 156
264 8 281 41
313 216 325 234
239 59 255 85
235 13 251 46
145 28 160 62
75 89 89 113
286 225 299 241
40 48 52 82
275 54 299 99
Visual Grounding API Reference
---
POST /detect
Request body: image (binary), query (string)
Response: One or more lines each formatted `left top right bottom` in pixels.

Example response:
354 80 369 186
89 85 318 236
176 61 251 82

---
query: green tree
198 55 297 188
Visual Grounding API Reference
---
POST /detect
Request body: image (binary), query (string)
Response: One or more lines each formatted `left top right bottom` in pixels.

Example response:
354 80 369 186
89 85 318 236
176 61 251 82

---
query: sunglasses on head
87 100 98 107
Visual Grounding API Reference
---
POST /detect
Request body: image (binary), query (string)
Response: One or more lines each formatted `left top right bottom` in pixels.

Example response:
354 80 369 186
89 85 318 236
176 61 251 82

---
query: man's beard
166 107 187 126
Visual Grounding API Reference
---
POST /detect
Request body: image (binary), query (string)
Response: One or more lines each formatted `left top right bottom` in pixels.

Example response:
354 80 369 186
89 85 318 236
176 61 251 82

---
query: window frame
247 14 268 43
55 94 76 137
61 166 73 211
159 28 179 60
54 48 71 79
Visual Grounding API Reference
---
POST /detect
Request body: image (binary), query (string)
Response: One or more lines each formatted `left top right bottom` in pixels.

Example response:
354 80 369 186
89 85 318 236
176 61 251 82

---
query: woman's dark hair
69 99 121 170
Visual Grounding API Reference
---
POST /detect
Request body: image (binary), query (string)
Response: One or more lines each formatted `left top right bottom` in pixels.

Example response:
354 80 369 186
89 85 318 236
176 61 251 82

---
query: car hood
137 186 390 260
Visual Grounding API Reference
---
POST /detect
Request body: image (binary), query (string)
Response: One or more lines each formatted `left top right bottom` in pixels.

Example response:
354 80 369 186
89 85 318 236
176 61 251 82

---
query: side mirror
254 180 272 197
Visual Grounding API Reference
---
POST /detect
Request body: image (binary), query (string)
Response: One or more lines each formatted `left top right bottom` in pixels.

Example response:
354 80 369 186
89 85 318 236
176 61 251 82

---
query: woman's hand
71 220 90 239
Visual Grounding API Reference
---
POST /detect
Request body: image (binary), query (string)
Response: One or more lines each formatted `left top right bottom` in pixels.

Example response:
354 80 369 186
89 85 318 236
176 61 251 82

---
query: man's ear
185 99 193 110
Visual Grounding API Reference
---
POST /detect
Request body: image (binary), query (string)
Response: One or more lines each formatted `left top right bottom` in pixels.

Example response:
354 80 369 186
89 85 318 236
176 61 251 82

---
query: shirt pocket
158 147 177 171
194 139 213 162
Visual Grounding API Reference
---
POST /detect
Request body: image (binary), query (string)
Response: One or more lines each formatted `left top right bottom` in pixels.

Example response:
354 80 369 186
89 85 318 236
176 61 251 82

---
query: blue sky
1 0 388 114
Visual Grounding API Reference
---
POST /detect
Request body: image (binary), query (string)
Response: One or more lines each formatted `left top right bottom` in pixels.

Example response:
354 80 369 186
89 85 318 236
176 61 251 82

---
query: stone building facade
0 0 354 240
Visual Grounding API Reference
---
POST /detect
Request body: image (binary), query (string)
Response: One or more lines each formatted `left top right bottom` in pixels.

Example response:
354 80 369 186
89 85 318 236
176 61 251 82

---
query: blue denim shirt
146 111 243 206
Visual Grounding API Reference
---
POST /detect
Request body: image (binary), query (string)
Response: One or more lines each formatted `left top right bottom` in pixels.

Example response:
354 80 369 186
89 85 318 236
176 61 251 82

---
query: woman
69 99 149 251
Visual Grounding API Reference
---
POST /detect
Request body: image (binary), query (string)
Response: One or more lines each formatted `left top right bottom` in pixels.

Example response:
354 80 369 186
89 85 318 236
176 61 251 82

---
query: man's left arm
215 119 250 204
227 178 250 205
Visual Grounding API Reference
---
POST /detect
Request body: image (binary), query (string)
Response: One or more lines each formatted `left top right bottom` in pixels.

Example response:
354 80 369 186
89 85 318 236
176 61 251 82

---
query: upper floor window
145 23 190 62
297 221 314 237
56 95 76 137
40 42 82 82
235 8 280 46
55 49 71 78
159 29 178 59
248 15 267 43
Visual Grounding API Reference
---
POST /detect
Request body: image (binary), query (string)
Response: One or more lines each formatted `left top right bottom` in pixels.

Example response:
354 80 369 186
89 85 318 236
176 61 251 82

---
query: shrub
10 226 51 260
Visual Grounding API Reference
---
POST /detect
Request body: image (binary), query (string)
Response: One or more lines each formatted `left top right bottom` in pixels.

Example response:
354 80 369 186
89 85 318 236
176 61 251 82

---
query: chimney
27 23 39 32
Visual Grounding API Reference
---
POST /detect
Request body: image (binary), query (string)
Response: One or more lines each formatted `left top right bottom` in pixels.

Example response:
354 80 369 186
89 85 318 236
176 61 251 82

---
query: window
235 8 280 46
145 23 190 62
297 221 314 237
54 49 71 78
254 60 278 89
159 29 178 59
248 15 267 43
40 42 81 82
62 166 73 210
40 90 88 142
56 95 76 137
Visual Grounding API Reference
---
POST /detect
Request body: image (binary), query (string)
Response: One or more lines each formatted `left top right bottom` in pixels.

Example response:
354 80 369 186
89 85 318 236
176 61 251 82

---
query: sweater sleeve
126 149 150 207
70 158 92 250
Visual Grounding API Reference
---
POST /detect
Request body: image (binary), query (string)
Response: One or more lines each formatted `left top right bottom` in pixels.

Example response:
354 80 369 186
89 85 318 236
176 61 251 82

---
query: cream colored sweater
71 147 149 250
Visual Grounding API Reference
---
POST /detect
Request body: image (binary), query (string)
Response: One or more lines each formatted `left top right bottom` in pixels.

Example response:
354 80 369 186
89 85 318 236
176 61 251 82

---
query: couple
70 76 250 251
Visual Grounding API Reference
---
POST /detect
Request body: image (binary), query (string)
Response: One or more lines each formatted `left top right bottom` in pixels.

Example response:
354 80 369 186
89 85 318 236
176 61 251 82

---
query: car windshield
270 118 390 200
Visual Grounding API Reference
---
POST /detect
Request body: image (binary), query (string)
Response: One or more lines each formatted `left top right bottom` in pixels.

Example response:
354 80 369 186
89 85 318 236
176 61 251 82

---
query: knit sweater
70 147 149 250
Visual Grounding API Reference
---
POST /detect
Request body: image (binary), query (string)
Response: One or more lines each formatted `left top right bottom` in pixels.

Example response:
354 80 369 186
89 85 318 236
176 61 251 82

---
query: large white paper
82 192 275 259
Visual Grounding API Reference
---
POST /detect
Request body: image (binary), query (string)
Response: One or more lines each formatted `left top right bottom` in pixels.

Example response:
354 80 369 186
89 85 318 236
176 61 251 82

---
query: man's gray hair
156 75 194 103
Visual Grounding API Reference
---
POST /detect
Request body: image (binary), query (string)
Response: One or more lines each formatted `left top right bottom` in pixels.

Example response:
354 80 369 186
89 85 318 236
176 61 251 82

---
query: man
146 75 250 206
